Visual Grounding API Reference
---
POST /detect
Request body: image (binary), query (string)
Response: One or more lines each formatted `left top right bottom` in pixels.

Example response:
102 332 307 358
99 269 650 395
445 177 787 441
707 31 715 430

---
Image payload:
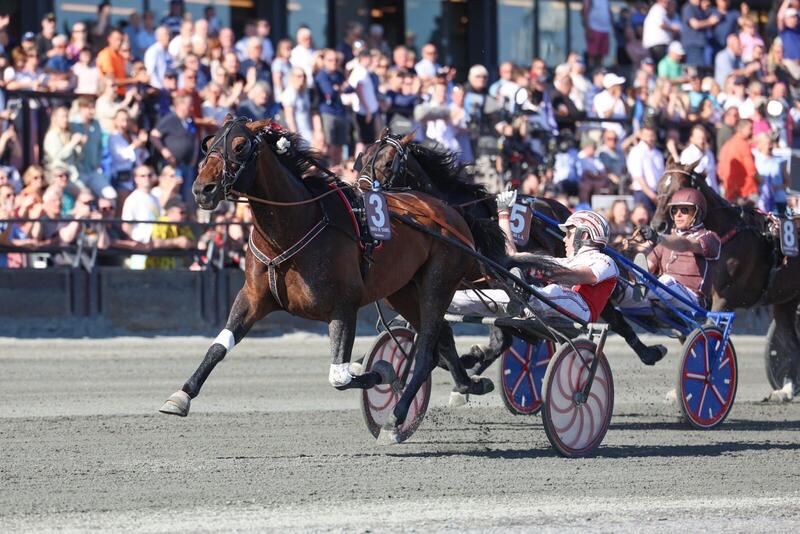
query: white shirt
642 4 672 49
144 43 172 90
592 90 626 138
414 59 440 79
235 37 275 64
557 248 619 284
680 144 720 193
627 141 665 192
587 0 612 33
290 45 315 81
122 189 160 243
108 132 146 174
348 64 379 115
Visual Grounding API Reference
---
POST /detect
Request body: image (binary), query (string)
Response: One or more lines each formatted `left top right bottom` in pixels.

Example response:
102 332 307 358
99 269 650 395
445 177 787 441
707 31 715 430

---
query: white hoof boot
448 391 469 408
349 361 365 376
377 427 401 445
159 390 191 416
767 379 795 403
664 388 677 404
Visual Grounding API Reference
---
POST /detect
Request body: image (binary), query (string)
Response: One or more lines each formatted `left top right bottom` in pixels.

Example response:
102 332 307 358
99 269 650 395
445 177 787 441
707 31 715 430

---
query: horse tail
463 212 507 263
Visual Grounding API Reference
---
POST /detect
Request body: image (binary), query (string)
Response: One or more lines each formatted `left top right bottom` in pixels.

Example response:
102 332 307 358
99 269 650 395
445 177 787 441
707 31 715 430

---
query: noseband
199 118 266 199
355 134 408 189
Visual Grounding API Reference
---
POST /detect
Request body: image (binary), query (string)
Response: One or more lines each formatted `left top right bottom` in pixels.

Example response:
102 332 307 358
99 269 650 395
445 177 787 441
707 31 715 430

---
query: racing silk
648 225 721 304
554 248 619 322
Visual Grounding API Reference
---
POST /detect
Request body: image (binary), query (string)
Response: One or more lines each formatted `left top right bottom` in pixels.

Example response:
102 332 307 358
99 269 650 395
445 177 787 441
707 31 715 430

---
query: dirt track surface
2 334 799 532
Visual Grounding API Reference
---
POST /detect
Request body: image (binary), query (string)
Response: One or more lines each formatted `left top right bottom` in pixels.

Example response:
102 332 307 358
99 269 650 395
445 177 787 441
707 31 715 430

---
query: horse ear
380 127 390 139
400 130 416 146
686 157 701 174
223 113 234 125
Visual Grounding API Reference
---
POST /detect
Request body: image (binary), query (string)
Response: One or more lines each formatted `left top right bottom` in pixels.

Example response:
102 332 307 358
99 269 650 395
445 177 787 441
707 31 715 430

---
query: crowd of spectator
0 0 799 271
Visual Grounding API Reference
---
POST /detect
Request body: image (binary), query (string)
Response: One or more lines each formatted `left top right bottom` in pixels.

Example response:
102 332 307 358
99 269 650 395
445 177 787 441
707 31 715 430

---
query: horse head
355 129 416 189
651 156 703 233
194 115 284 210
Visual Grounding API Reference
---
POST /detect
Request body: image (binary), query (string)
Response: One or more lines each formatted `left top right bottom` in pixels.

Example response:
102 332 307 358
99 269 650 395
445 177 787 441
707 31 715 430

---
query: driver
448 191 618 324
616 188 721 312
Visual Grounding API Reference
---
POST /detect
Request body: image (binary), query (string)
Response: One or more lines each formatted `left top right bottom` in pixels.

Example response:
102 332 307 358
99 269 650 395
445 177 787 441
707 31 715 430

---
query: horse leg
767 299 800 401
328 306 393 390
460 326 513 370
437 322 494 394
159 288 274 416
601 304 666 366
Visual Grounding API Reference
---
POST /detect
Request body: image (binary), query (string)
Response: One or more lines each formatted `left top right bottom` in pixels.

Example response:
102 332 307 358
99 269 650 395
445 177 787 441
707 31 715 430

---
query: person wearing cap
450 191 619 325
35 12 56 64
657 41 685 81
778 1 800 80
681 0 718 67
718 119 759 203
146 196 196 270
592 72 627 140
619 189 721 354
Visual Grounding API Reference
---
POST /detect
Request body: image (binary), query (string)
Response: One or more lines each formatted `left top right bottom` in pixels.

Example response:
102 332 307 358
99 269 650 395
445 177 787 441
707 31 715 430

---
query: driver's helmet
558 210 610 248
668 188 706 223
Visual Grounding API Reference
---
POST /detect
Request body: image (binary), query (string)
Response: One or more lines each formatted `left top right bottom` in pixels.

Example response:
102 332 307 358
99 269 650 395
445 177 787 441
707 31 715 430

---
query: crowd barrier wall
0 268 771 336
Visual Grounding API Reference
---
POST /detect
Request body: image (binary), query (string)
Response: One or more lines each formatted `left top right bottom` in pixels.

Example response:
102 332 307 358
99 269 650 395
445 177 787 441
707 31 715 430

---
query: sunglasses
136 173 153 177
670 206 695 215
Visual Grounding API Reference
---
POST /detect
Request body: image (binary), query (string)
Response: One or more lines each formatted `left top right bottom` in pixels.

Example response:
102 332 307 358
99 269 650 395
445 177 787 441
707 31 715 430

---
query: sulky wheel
361 327 431 443
499 337 555 415
678 327 737 429
541 339 614 458
764 319 796 391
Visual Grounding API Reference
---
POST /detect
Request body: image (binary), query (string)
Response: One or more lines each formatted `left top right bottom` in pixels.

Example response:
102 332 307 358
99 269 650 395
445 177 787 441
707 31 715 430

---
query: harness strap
718 228 739 244
248 217 330 308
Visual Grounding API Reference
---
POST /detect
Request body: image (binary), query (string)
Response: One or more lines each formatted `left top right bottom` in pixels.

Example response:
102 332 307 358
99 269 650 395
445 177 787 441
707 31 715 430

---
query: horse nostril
201 183 217 195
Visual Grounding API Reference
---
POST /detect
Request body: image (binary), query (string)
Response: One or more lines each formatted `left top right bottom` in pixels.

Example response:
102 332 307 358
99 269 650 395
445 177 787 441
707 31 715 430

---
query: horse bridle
354 134 408 189
200 117 266 199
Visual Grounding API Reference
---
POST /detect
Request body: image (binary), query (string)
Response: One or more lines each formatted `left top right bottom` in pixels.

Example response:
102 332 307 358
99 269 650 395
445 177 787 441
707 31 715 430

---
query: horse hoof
470 377 494 395
159 390 191 417
448 390 469 407
664 388 677 404
638 344 667 366
377 426 401 445
765 379 795 403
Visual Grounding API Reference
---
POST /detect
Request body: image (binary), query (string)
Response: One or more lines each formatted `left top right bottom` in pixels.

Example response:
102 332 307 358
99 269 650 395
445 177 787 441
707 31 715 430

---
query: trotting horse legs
327 306 393 390
159 288 275 416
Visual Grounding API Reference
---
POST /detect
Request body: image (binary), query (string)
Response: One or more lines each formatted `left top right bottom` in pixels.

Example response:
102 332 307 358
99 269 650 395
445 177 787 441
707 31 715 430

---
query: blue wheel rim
501 338 553 414
681 329 736 428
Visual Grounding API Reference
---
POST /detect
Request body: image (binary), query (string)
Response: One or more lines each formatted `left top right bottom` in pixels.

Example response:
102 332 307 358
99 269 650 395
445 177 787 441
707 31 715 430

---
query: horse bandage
213 329 236 351
329 363 353 387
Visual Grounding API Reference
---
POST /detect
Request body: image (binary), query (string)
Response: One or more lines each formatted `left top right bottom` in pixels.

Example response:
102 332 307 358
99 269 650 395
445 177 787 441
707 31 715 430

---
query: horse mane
407 142 488 200
259 126 332 181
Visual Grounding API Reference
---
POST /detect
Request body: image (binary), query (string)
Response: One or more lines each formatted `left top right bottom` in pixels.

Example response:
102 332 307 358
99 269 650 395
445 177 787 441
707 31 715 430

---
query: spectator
28 185 75 249
271 39 293 102
716 106 739 155
45 35 70 74
96 29 127 93
72 47 99 95
152 165 184 210
778 3 800 80
718 119 759 203
150 93 200 201
630 202 651 227
281 67 321 146
108 109 148 191
551 73 582 132
255 19 274 64
66 22 89 63
168 20 194 62
290 26 315 81
315 49 349 165
753 132 788 215
35 12 56 63
337 21 363 64
145 26 173 90
136 11 157 58
146 197 196 270
237 81 275 121
415 78 460 155
201 82 232 127
70 97 113 200
43 106 82 185
681 0 717 67
234 21 257 61
643 0 679 63
576 138 612 204
349 50 379 155
626 125 664 211
715 34 745 87
95 76 139 133
239 37 270 86
680 125 719 193
593 73 627 140
710 0 741 58
597 129 626 192
657 41 686 80
121 165 160 269
14 165 47 216
415 43 440 80
161 0 185 36
449 85 473 164
367 24 391 57
384 71 420 136
607 199 633 244
391 45 410 73
583 0 613 68
739 16 765 63
204 6 222 36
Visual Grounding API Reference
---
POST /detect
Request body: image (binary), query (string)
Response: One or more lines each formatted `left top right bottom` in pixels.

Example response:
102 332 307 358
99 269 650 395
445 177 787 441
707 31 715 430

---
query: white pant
615 274 699 312
449 284 591 323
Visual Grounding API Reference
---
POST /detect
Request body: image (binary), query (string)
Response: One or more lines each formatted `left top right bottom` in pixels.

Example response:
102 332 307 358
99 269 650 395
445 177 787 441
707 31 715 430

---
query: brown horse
651 159 800 397
158 117 504 441
358 132 668 367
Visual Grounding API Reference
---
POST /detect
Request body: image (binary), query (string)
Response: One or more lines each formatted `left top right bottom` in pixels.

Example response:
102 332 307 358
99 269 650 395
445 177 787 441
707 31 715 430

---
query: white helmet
558 210 610 248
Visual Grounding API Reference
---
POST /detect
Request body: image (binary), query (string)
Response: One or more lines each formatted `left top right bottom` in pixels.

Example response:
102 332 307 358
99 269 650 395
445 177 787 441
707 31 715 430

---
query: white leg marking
214 328 236 351
329 363 353 387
